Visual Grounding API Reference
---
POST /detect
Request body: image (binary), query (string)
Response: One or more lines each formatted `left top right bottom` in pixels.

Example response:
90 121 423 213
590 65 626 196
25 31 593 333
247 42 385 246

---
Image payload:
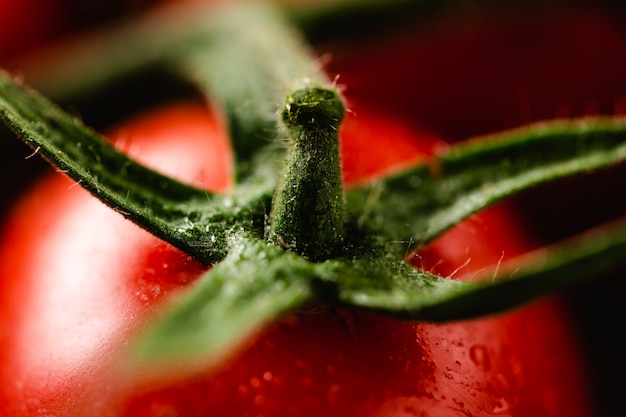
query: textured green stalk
268 87 346 261
347 117 626 254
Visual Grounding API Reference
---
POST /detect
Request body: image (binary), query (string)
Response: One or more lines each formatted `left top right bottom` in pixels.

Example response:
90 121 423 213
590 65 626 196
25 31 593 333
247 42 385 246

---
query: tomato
0 95 590 416
2 4 621 417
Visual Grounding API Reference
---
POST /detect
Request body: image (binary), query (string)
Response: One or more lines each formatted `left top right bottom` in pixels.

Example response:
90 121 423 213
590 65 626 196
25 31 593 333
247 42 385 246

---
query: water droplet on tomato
237 384 249 396
469 344 491 371
249 377 261 388
490 397 512 415
254 394 266 405
327 383 341 404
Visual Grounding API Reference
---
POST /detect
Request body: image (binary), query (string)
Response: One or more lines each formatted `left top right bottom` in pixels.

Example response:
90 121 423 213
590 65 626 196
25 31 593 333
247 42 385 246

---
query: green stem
268 87 345 261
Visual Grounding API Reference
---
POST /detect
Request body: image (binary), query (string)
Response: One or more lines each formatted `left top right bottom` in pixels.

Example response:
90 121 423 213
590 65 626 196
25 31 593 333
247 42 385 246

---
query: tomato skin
121 302 588 417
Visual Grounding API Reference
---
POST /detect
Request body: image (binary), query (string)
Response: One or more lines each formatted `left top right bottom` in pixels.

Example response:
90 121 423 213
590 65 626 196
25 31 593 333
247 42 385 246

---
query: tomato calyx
2 1 626 376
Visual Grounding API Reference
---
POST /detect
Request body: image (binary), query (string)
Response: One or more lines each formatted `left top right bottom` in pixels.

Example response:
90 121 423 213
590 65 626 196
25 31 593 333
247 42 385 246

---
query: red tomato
3 5 620 417
0 98 590 416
